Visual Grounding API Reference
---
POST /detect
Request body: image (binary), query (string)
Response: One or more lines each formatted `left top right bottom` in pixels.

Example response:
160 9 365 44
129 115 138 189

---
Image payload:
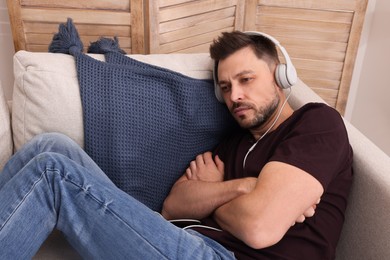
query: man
0 31 352 259
162 31 353 259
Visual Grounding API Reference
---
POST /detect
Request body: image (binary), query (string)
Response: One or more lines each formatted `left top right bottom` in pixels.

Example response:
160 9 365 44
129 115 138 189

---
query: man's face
217 46 280 130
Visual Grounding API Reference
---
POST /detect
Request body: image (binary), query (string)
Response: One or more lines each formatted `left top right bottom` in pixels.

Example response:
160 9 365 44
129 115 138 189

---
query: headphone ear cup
214 83 224 103
275 64 290 89
213 62 225 103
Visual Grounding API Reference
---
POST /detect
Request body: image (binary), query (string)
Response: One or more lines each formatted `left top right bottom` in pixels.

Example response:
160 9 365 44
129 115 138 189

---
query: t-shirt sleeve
270 105 352 189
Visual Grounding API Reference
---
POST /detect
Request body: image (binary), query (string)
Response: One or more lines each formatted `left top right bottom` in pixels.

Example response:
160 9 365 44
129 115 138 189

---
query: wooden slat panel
257 16 352 35
148 0 244 54
256 26 350 43
25 44 51 52
292 58 344 73
175 42 211 53
258 5 354 23
24 22 131 37
303 78 340 91
159 0 196 8
286 47 346 62
310 87 338 104
297 68 342 82
20 8 131 25
158 28 233 53
83 36 131 48
20 0 130 11
25 44 99 53
25 33 131 48
279 37 347 53
160 17 235 44
25 33 58 45
26 43 131 54
159 6 236 34
257 0 360 11
159 0 238 22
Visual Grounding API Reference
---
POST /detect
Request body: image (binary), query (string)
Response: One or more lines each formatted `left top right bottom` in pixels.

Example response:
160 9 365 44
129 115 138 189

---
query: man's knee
33 132 72 144
31 133 79 153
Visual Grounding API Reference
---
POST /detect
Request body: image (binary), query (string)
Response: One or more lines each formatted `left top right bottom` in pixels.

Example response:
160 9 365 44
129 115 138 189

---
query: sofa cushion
12 51 84 150
0 81 13 171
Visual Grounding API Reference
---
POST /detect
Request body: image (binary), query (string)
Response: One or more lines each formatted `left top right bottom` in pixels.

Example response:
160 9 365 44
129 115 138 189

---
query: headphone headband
213 31 297 103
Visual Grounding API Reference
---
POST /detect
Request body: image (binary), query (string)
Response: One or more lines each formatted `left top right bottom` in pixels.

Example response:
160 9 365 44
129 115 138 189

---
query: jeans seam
0 171 46 232
59 169 170 259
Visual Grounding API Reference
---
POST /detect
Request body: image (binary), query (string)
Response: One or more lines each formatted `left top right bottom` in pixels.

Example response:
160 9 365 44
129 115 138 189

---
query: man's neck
250 103 294 140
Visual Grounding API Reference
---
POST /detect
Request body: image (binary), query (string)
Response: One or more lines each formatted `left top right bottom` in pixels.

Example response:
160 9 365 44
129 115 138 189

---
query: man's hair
209 31 280 81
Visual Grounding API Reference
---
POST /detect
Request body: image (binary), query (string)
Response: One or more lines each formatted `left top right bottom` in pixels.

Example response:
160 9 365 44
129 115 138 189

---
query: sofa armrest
288 79 390 259
336 121 390 259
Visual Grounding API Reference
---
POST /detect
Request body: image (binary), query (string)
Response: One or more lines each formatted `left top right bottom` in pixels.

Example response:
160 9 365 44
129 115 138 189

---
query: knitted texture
77 53 236 211
49 19 237 211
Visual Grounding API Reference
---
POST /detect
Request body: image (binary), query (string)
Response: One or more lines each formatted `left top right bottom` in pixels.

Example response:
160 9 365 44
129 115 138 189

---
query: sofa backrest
336 120 390 259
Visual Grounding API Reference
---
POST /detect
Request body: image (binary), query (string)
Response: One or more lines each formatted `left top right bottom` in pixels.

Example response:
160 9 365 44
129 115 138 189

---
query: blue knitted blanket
49 19 237 211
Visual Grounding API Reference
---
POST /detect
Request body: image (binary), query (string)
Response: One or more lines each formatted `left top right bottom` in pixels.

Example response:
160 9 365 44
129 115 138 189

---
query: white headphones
213 31 298 103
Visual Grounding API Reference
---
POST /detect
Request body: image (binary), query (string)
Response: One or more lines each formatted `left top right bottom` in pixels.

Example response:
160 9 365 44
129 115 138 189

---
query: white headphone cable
242 87 292 169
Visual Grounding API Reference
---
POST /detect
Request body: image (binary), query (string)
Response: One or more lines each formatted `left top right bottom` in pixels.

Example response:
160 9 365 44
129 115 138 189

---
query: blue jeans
0 133 235 259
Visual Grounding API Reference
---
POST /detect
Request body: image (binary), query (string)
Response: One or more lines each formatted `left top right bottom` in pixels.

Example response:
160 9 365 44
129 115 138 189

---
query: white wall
0 0 389 156
0 0 15 100
347 0 390 156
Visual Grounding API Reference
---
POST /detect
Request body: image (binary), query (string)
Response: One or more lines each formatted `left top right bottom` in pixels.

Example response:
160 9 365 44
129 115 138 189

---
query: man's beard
233 94 280 130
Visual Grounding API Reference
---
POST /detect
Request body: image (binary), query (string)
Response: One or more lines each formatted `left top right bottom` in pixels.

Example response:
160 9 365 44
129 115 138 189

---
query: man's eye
220 85 230 93
241 77 252 83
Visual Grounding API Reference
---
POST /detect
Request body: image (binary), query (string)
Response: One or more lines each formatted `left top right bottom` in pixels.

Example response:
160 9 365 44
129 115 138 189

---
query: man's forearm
162 178 255 220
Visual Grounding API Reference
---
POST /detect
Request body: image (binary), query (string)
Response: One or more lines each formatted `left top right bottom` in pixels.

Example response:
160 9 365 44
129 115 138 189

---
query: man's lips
232 105 251 117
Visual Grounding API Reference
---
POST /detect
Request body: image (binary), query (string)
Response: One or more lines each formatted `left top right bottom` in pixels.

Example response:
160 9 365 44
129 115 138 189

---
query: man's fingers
296 215 305 223
202 152 214 165
185 168 193 179
294 201 320 225
190 160 197 173
303 206 315 217
215 155 224 172
196 154 205 165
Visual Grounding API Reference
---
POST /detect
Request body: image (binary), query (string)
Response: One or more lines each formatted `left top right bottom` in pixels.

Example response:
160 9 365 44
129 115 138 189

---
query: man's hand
292 199 321 225
213 162 324 249
162 152 256 220
185 152 224 182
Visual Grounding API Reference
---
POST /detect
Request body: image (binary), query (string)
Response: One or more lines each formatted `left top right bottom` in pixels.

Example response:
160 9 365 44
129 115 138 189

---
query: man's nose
229 84 244 102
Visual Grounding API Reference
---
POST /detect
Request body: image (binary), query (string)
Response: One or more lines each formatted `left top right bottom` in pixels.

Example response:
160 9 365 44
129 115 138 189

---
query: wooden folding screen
243 0 368 113
7 0 368 114
7 0 145 54
146 0 245 53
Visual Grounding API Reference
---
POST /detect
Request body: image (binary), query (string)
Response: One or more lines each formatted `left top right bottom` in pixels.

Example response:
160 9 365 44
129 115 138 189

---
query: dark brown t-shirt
193 103 353 259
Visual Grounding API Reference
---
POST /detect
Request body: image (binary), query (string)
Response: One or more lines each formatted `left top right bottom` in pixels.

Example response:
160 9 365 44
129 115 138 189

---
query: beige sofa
1 51 390 259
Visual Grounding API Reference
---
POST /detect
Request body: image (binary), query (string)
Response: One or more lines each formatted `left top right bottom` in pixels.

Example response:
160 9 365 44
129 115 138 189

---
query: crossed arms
162 152 323 249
